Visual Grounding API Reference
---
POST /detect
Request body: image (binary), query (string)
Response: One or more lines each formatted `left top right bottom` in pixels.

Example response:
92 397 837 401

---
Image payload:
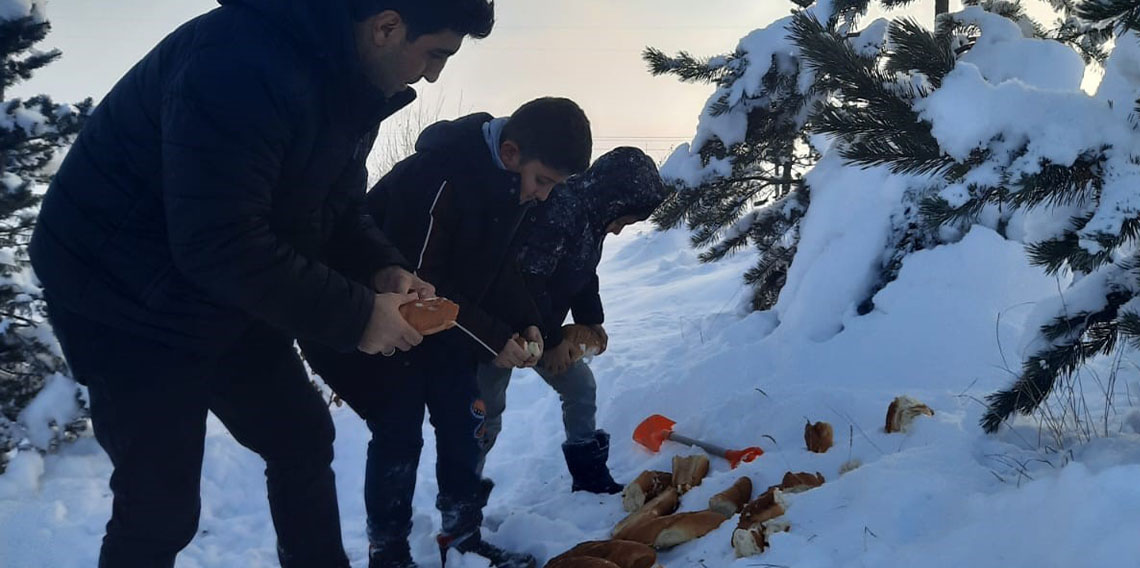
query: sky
18 0 967 162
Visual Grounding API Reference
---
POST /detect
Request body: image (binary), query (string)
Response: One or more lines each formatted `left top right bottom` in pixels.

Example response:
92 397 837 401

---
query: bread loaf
804 421 834 453
545 540 657 568
671 454 709 494
398 297 459 335
622 471 673 513
885 396 934 433
617 511 730 549
562 324 605 359
545 557 620 568
779 471 824 493
613 487 679 538
708 477 752 517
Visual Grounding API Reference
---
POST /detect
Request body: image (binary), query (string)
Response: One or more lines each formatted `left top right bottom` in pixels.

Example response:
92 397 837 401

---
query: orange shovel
633 414 764 469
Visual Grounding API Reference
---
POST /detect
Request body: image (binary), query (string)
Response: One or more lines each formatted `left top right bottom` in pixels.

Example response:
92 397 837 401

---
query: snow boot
562 430 623 494
438 532 536 568
368 541 417 568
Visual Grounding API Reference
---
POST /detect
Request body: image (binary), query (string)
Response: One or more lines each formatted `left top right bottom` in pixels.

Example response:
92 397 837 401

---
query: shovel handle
667 433 730 458
668 434 764 469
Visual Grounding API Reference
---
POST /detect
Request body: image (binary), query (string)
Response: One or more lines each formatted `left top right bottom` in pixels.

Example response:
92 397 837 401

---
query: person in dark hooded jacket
476 147 668 494
301 98 592 568
28 1 494 566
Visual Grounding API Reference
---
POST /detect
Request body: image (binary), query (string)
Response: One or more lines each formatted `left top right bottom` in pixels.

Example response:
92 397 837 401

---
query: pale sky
18 0 965 162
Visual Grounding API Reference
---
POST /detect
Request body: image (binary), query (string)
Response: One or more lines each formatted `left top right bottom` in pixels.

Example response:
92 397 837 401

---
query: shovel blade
632 414 677 452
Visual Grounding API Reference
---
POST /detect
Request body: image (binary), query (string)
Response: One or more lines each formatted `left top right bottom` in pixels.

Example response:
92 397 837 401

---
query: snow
5 217 1140 567
17 373 80 450
0 0 42 22
11 3 1140 567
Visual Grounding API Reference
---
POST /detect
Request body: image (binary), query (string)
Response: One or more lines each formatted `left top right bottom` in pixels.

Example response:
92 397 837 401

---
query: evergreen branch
642 47 733 84
1076 0 1140 31
981 291 1131 432
885 18 956 87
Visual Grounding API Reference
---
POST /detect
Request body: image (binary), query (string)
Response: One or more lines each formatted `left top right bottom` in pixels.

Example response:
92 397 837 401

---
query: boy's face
355 12 464 98
606 214 643 235
499 140 569 204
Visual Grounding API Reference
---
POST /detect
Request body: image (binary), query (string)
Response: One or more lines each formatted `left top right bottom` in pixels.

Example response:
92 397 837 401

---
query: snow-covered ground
5 217 1140 567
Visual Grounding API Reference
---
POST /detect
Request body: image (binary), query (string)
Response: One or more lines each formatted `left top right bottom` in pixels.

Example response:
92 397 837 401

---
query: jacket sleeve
322 143 411 285
161 47 375 352
413 182 520 361
569 272 605 326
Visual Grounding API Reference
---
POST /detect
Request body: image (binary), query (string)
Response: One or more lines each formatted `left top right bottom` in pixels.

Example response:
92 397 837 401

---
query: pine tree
980 0 1140 432
0 1 91 469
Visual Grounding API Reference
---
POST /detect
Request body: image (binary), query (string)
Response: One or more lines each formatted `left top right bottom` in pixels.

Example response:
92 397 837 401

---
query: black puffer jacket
30 0 412 355
518 147 667 344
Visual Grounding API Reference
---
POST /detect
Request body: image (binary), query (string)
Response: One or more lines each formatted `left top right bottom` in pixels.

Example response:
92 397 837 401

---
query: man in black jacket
476 147 668 494
302 98 592 568
29 1 494 566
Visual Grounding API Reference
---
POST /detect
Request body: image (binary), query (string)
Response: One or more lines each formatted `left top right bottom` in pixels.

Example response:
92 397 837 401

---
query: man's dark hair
502 97 592 176
352 0 495 40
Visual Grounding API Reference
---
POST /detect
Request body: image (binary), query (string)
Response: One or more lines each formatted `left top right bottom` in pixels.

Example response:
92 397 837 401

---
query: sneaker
439 533 536 568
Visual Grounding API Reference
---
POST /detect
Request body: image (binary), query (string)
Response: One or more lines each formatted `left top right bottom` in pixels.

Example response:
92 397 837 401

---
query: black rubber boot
562 430 623 494
368 540 417 568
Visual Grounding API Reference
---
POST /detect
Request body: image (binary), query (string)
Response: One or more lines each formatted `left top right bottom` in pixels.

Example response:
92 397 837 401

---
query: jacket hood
569 146 667 232
414 112 496 157
517 147 666 277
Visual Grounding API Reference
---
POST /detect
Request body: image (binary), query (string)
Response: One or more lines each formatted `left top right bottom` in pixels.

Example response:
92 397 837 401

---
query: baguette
545 540 657 568
671 454 709 494
708 477 753 517
622 471 673 513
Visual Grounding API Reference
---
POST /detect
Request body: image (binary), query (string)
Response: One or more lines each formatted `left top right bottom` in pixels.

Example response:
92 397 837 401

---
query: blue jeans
476 360 599 457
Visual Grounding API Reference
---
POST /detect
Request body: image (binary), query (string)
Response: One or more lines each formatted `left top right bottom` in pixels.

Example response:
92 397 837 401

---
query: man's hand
588 324 608 355
372 266 435 299
540 339 582 375
357 292 424 355
522 325 544 367
492 333 530 369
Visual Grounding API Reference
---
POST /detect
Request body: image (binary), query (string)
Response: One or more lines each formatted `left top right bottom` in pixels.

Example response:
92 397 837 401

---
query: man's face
356 12 464 98
499 140 570 204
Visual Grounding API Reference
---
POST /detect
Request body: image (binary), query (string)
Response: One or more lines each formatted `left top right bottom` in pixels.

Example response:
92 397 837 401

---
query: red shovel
633 414 764 469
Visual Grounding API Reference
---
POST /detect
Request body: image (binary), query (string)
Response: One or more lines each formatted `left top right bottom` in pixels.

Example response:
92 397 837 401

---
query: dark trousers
306 346 488 549
46 299 349 568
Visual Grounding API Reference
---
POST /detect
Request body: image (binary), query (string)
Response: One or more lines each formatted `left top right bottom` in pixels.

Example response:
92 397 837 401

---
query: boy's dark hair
352 0 495 40
502 97 592 176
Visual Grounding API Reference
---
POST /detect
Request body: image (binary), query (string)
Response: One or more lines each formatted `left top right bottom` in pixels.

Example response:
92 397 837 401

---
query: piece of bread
618 511 730 549
562 324 605 359
622 471 673 513
545 540 657 568
613 487 680 538
513 336 543 358
731 520 790 558
708 477 753 517
737 487 786 529
545 557 621 568
804 421 834 453
672 454 710 494
779 471 825 493
885 395 935 433
398 297 458 335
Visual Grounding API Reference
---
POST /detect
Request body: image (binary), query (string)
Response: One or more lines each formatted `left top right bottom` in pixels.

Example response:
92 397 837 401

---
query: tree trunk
935 0 950 16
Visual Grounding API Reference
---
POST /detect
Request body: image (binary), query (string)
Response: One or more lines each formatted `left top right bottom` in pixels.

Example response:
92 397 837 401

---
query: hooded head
570 147 667 237
518 147 667 276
